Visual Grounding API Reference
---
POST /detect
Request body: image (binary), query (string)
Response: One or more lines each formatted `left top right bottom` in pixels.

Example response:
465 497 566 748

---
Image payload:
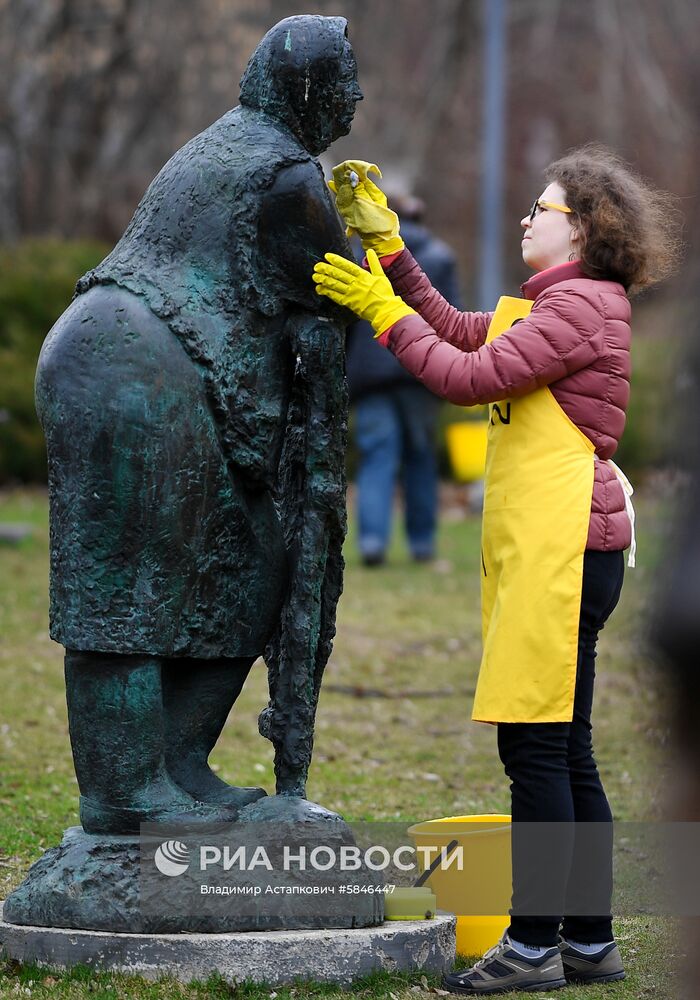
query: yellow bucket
445 421 489 482
407 814 512 957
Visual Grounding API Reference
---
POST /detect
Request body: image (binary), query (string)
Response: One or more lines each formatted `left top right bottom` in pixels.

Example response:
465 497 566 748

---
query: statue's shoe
166 763 267 812
193 785 267 810
79 795 241 835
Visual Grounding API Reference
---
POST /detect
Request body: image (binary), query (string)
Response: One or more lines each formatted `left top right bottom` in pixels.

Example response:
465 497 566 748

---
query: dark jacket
345 219 461 401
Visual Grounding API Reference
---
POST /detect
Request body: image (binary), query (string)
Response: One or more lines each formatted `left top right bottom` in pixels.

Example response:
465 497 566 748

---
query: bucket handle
414 838 460 887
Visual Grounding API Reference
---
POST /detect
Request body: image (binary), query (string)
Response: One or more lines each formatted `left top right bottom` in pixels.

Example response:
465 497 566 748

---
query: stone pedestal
0 904 456 986
4 810 382 933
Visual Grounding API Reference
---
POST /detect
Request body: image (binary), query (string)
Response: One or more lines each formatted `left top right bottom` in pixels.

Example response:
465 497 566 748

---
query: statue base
3 802 384 933
0 903 456 986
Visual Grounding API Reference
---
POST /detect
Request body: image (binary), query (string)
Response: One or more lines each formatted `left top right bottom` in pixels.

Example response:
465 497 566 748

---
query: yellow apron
472 296 596 724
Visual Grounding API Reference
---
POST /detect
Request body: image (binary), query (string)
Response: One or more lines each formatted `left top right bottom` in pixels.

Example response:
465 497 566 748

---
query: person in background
346 191 462 565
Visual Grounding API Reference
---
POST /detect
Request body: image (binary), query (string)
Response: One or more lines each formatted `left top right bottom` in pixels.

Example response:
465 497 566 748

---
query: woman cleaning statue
314 147 680 994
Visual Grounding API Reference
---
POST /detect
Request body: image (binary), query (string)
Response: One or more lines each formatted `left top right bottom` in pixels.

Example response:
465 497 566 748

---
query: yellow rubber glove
328 160 405 256
313 249 416 337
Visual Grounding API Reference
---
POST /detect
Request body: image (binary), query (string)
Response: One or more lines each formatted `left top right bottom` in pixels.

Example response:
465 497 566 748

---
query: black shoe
412 551 435 563
558 935 626 984
362 552 385 567
442 932 566 994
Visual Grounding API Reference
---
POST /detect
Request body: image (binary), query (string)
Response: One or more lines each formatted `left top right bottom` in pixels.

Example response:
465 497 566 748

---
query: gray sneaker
558 936 626 984
442 932 566 994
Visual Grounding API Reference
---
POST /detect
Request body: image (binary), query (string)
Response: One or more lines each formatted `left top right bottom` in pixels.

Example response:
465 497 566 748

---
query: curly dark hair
545 145 683 295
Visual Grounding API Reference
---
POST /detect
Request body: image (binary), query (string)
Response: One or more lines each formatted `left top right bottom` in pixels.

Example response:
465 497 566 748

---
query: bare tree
1 0 697 294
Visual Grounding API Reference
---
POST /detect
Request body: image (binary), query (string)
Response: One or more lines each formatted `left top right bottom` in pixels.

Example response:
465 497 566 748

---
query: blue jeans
354 387 440 558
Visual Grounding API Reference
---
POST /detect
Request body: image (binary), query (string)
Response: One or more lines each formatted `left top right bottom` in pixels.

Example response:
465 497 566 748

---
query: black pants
497 549 625 946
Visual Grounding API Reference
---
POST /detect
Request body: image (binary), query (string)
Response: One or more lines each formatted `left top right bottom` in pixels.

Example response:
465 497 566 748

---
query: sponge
384 886 437 921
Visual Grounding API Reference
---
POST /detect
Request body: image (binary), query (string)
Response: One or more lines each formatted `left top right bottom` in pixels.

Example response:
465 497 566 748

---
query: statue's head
239 15 363 156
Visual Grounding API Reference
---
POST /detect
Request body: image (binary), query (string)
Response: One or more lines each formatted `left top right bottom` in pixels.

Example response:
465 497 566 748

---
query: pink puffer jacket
382 251 632 552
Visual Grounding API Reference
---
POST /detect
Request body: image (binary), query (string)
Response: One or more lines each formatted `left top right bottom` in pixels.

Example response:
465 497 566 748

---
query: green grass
0 486 681 998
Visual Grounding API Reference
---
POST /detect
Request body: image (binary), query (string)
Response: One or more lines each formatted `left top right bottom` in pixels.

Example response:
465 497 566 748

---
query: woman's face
520 181 578 272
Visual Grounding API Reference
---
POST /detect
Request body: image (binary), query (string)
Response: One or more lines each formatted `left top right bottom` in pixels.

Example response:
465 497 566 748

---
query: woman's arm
383 288 606 406
384 249 493 353
327 161 491 349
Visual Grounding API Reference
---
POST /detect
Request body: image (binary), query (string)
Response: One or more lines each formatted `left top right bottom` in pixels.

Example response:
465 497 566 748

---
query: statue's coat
35 16 352 658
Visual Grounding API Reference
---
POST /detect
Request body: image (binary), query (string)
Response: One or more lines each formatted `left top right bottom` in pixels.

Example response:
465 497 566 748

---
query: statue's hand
313 250 415 337
328 160 405 256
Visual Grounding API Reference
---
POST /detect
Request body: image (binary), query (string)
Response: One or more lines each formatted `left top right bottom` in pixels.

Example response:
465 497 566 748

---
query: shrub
0 239 109 483
614 328 680 478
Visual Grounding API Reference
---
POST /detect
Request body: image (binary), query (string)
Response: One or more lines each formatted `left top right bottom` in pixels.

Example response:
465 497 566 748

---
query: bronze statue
33 15 362 835
4 16 385 936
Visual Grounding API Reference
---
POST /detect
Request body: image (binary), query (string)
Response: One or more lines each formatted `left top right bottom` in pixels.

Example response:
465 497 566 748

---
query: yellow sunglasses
529 199 573 222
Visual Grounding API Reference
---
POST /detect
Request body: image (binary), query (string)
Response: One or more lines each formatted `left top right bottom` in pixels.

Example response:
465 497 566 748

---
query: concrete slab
0 903 456 986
